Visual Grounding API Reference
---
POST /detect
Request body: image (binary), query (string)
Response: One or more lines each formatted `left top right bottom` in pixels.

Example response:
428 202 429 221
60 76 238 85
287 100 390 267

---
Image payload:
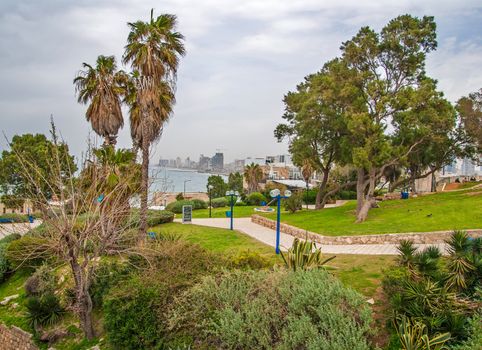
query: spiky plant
445 231 475 292
281 238 335 272
395 315 451 350
415 246 441 278
397 239 418 271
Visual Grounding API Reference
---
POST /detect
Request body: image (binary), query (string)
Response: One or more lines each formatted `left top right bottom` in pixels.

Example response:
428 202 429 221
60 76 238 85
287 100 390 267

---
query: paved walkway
0 220 42 239
176 218 447 255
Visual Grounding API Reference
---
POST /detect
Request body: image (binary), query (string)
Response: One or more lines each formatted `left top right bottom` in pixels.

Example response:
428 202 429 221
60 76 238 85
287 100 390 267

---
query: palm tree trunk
139 134 149 240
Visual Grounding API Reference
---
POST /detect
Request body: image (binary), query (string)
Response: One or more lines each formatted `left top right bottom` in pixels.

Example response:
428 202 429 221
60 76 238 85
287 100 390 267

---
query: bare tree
9 129 142 339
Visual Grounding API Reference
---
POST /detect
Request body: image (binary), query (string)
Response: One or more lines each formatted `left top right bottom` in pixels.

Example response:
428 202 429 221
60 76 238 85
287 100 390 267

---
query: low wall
251 215 482 245
0 323 38 350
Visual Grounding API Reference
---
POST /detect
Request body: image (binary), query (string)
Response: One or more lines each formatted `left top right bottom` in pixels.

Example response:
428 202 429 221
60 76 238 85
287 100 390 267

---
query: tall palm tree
123 10 185 238
244 163 263 193
74 55 127 146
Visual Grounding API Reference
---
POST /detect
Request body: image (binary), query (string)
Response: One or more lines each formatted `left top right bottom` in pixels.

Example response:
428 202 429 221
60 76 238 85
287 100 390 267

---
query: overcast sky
1 0 481 163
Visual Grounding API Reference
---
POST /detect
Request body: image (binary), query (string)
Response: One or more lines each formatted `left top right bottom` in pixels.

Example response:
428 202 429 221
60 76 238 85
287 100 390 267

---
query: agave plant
445 231 475 292
415 246 441 278
281 238 335 271
395 315 451 350
26 293 64 331
397 240 418 271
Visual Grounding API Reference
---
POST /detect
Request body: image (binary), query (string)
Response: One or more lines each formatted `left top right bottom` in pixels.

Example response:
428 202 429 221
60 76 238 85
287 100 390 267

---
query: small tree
9 131 141 340
228 172 243 194
244 163 263 193
207 175 227 198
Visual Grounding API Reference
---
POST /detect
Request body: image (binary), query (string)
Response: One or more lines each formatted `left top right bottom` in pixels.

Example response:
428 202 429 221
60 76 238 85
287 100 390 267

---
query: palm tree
244 163 263 193
74 55 127 146
123 10 185 238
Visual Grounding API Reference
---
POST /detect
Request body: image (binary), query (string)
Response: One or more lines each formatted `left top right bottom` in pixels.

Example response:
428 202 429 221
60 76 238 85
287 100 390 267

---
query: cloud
0 0 481 162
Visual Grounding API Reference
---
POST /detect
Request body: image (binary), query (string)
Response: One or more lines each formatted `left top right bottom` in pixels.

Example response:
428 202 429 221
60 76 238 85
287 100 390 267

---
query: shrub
301 188 318 204
25 293 64 330
6 235 53 269
89 261 132 307
228 250 272 270
25 264 58 296
175 192 184 201
191 199 207 210
169 269 373 349
339 190 357 200
246 192 267 206
283 191 303 213
0 213 30 223
166 200 195 214
211 197 228 208
0 233 21 282
104 241 221 349
128 209 175 226
234 200 247 206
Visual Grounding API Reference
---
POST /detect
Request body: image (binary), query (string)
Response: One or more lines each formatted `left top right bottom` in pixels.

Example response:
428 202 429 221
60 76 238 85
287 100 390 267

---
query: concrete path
176 218 447 255
0 220 42 239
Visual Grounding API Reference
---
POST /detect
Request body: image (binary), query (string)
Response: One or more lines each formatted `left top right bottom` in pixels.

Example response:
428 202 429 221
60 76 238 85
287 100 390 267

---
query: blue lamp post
226 190 239 230
270 189 292 254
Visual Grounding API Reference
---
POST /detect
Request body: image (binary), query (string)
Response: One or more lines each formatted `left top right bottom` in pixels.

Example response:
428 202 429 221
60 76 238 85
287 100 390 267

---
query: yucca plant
281 238 335 271
445 231 475 292
415 246 441 278
398 240 418 272
25 293 64 331
395 315 451 350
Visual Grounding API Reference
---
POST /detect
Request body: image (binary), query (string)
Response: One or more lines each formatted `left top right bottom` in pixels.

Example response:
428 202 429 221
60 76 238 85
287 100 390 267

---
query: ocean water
150 167 227 193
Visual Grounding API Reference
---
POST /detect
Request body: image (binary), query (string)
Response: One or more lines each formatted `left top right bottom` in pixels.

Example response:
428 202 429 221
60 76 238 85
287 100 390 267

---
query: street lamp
270 188 292 254
226 190 239 230
183 179 191 196
208 184 214 218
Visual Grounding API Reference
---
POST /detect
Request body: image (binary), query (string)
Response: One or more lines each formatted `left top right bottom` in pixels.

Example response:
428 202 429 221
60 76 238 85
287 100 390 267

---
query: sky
0 0 481 163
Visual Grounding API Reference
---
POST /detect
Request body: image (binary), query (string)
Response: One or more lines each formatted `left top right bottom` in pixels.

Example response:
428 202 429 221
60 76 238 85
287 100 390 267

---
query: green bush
0 233 21 282
211 197 228 208
169 269 373 349
25 293 64 330
246 192 267 206
5 235 52 269
283 191 303 213
166 200 195 213
301 188 318 204
0 213 31 223
90 261 132 307
191 199 207 209
104 241 221 349
25 264 58 296
228 250 272 270
234 200 247 206
128 209 175 226
339 190 357 200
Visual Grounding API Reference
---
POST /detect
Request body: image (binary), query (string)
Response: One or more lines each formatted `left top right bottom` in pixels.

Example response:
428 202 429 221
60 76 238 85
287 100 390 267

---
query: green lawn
152 222 279 261
191 205 273 218
262 188 482 236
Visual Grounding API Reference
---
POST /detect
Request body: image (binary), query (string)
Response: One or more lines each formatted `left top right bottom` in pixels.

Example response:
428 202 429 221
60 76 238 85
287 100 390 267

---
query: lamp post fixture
183 179 191 196
208 184 214 218
270 189 292 254
226 190 239 230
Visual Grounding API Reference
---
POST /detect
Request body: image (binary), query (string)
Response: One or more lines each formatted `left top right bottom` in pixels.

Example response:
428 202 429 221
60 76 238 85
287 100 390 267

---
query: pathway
176 218 447 255
0 220 42 239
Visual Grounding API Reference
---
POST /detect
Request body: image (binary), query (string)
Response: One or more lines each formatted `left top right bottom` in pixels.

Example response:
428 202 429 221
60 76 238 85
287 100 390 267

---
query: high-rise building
198 154 211 171
461 157 476 176
158 158 169 167
211 152 224 171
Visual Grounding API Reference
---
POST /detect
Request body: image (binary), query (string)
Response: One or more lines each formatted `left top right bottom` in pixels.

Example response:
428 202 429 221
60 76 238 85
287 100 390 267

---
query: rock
0 294 19 305
366 298 375 305
11 302 19 309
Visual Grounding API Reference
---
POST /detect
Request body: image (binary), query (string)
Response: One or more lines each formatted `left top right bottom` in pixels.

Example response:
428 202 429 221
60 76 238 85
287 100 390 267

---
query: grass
0 269 32 330
191 205 273 218
151 222 279 263
325 254 395 297
262 188 482 236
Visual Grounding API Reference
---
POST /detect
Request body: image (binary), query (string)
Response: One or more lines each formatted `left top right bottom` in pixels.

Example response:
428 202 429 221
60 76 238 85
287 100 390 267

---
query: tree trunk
139 134 149 240
356 168 376 223
356 168 365 215
70 260 95 340
315 168 329 209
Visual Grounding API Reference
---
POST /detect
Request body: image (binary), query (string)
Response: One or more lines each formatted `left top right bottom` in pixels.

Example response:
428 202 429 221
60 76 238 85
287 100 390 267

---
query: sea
149 167 228 193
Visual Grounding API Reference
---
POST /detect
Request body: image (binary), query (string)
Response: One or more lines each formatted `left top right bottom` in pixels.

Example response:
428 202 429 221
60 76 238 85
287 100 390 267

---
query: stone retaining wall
251 215 482 245
0 323 38 350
